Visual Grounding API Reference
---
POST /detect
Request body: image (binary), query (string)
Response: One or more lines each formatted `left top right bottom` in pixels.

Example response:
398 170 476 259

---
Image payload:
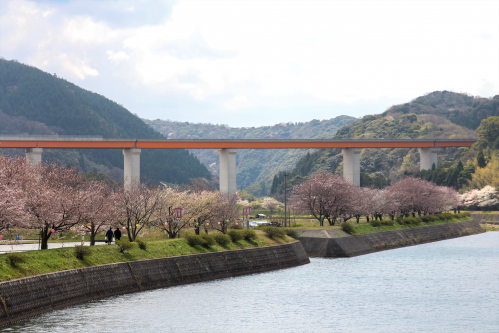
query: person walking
106 227 114 245
114 227 122 241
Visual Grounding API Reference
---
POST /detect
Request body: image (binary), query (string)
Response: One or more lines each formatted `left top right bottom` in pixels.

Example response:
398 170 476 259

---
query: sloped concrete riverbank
298 220 485 257
0 241 309 327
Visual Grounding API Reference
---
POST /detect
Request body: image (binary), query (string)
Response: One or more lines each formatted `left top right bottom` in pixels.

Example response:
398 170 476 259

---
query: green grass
480 224 499 232
0 233 294 282
352 217 472 235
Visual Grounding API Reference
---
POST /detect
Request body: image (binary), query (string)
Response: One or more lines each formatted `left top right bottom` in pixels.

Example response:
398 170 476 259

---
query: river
3 232 498 332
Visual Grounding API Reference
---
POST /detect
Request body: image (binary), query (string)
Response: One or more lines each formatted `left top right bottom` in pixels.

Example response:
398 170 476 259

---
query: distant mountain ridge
144 116 357 194
269 91 499 196
0 58 211 184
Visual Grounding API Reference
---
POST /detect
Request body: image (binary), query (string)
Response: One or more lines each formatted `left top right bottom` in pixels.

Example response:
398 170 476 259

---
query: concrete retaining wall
472 214 499 222
299 220 485 258
0 241 309 327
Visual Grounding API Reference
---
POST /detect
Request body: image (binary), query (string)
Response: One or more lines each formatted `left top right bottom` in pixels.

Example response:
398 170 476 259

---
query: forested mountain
144 115 357 195
270 91 499 196
0 58 211 184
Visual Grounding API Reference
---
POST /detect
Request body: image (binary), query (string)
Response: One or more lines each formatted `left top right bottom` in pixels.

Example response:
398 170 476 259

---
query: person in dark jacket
106 227 114 244
114 228 122 241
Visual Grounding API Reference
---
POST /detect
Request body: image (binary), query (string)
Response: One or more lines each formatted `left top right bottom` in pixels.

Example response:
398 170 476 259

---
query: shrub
135 239 147 250
439 213 454 220
284 228 299 239
116 240 134 253
184 233 207 247
411 217 422 225
423 215 435 222
262 226 285 239
455 212 471 219
74 245 92 260
213 233 231 246
295 223 303 227
369 220 381 227
397 218 408 225
241 229 258 241
380 220 394 226
7 253 25 267
421 216 430 223
229 224 244 230
200 234 216 247
227 230 244 242
340 222 356 234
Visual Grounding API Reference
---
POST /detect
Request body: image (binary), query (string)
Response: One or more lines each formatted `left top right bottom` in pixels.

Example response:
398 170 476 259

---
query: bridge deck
0 139 476 149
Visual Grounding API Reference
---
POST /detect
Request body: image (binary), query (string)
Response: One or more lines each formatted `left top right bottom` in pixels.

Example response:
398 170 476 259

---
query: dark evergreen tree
493 136 499 150
477 150 486 168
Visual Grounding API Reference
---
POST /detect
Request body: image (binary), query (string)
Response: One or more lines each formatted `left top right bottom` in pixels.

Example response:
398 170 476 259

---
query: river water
3 232 499 333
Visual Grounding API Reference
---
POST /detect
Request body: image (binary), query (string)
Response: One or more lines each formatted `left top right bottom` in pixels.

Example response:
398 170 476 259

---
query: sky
1 0 498 127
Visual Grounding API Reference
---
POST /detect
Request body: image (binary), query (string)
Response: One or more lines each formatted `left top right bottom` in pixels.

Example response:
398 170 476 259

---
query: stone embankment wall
0 241 309 327
471 214 499 223
299 220 485 258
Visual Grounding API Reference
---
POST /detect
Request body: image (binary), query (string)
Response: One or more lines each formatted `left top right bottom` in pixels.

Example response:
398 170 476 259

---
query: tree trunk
195 226 200 235
40 228 50 250
90 224 96 246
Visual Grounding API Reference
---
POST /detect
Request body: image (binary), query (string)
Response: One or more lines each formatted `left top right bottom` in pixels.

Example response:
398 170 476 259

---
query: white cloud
0 0 498 127
58 54 99 80
63 17 115 44
224 95 249 111
106 50 129 63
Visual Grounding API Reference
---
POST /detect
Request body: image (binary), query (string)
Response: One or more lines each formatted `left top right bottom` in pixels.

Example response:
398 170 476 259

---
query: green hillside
0 59 210 184
270 91 499 196
144 116 357 194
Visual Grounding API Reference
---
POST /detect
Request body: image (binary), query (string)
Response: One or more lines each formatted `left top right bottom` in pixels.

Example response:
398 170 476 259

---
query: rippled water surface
3 232 499 333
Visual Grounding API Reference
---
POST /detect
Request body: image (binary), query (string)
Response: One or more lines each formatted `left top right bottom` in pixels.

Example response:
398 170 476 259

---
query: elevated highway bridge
0 138 476 191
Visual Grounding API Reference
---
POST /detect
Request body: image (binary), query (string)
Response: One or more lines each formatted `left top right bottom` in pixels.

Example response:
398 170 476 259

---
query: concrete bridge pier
25 148 43 164
418 148 438 170
342 148 361 186
218 148 237 195
123 148 141 186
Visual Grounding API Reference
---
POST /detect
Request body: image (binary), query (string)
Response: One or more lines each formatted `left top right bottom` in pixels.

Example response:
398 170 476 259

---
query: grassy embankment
480 224 499 232
0 232 295 282
350 216 473 235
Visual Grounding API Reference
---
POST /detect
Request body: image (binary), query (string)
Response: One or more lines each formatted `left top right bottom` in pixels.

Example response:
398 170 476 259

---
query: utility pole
284 172 287 227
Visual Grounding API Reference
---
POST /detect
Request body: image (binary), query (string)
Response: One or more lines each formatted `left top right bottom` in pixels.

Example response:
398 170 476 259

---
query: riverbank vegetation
343 214 472 235
289 172 461 227
0 156 249 249
0 232 294 282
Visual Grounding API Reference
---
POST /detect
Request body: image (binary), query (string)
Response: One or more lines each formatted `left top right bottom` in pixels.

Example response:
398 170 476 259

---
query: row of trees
0 156 237 249
289 172 461 226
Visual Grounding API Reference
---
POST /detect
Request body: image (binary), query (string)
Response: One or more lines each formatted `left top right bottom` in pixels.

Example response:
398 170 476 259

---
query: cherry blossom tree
156 187 223 238
352 187 393 222
460 185 498 209
211 193 239 234
112 182 162 241
290 172 356 226
25 163 87 249
262 197 279 215
77 181 117 245
0 156 32 231
386 177 459 215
